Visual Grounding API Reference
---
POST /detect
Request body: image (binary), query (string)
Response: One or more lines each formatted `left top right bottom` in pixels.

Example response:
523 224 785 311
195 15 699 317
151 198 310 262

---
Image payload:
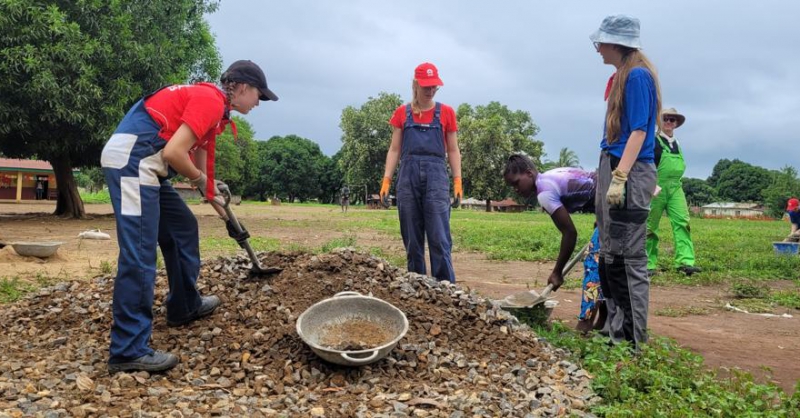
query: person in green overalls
646 108 701 276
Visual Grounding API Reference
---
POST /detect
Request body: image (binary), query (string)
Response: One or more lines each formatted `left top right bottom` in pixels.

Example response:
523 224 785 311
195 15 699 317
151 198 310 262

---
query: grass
193 204 800 285
530 321 800 417
654 305 711 317
0 277 34 303
771 289 800 309
79 189 111 204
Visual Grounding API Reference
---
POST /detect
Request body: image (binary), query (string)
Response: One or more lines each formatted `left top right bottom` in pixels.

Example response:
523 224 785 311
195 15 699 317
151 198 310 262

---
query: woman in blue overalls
100 60 278 373
380 62 463 283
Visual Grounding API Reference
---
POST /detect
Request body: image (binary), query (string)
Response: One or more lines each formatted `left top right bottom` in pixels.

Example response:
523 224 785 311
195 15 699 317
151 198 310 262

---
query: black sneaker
167 295 221 327
677 265 702 276
108 350 178 373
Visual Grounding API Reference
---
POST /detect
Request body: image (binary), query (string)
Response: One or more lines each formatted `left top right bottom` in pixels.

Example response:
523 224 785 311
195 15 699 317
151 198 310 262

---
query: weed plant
531 322 800 417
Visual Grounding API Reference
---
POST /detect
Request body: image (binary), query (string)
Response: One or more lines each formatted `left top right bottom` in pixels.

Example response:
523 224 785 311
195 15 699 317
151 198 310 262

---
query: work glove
189 173 225 206
380 177 391 208
226 219 250 246
606 169 628 208
452 177 463 209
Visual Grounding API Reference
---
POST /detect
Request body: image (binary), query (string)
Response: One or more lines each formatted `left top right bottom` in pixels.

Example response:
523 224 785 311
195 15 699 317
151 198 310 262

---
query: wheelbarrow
296 291 409 366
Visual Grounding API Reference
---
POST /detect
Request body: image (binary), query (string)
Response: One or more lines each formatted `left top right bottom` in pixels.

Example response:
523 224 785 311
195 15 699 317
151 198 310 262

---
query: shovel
210 184 283 277
495 241 590 308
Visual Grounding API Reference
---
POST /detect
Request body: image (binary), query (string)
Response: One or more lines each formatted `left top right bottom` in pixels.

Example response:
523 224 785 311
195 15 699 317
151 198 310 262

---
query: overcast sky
206 1 800 180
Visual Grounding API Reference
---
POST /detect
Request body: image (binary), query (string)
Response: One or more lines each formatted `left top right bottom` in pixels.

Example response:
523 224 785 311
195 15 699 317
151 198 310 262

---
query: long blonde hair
605 46 662 144
410 79 429 116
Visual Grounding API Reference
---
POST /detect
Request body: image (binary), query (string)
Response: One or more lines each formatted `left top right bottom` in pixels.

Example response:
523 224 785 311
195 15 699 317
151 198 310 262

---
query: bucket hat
222 60 279 101
414 62 444 87
661 108 686 128
590 15 642 50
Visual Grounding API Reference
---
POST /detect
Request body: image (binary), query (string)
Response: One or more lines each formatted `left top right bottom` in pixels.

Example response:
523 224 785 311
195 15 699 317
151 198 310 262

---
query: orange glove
452 177 463 208
380 177 391 207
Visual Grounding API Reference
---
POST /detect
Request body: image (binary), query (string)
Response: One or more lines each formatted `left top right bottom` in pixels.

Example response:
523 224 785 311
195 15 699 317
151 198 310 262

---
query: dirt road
1 201 798 392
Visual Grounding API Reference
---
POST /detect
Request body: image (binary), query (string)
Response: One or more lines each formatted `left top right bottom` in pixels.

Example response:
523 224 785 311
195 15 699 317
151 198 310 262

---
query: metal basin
296 291 408 366
11 241 63 258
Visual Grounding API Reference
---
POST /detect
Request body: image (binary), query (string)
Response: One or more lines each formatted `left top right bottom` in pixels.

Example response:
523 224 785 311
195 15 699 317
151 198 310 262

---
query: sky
205 1 800 180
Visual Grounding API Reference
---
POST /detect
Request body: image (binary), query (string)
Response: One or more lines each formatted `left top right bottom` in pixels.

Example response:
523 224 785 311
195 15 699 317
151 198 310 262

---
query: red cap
787 198 799 211
414 62 444 87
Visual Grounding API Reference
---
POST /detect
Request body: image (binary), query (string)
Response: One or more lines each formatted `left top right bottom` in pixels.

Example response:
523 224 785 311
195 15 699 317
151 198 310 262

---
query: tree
706 158 736 190
256 135 328 202
714 160 773 203
761 166 800 218
317 150 344 204
214 117 259 196
457 102 544 211
682 178 717 207
0 1 221 218
339 92 403 196
542 147 580 171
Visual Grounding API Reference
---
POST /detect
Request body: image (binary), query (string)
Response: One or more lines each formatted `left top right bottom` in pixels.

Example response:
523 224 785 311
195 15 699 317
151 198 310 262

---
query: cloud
207 1 800 178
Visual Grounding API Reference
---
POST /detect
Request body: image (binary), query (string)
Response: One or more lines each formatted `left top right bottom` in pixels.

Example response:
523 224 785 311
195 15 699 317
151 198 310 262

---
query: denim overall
396 103 455 283
100 90 207 363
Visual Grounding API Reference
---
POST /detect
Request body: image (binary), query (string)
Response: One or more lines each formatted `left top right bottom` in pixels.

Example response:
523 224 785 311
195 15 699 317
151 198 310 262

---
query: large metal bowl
11 241 63 258
296 291 408 366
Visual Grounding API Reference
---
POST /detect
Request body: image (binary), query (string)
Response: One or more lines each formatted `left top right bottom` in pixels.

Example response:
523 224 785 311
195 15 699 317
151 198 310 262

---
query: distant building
458 197 488 210
0 158 76 202
700 202 765 219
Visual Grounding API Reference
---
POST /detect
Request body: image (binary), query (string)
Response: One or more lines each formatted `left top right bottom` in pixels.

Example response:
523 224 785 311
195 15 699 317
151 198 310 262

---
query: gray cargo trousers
595 151 656 349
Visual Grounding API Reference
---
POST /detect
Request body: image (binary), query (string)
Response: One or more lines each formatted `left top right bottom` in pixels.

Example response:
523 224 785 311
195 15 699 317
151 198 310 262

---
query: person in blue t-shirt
590 15 661 350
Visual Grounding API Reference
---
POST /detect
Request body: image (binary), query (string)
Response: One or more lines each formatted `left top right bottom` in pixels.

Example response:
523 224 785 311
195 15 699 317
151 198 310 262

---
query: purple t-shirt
536 168 597 214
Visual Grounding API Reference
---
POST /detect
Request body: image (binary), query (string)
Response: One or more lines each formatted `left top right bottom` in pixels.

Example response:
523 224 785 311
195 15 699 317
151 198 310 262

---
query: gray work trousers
595 152 656 349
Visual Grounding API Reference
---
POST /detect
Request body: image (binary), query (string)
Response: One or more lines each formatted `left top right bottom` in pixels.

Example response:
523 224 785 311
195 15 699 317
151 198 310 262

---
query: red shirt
144 83 229 150
144 82 232 199
389 103 458 145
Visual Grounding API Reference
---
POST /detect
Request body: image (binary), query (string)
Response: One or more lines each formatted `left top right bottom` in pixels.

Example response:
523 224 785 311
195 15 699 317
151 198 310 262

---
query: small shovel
495 241 590 308
210 184 283 277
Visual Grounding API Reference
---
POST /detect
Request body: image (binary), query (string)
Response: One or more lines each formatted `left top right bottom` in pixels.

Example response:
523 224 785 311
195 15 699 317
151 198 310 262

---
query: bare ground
1 201 798 392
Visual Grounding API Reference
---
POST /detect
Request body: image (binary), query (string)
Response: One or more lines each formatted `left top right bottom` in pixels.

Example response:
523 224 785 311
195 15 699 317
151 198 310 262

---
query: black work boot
677 265 702 276
108 350 178 373
167 295 221 327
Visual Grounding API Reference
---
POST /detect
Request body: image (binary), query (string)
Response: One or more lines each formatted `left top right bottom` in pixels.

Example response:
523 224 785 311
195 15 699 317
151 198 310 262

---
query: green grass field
229 203 800 286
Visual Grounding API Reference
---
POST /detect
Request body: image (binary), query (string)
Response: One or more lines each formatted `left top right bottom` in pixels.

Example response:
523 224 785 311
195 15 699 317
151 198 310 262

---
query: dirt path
2 202 798 392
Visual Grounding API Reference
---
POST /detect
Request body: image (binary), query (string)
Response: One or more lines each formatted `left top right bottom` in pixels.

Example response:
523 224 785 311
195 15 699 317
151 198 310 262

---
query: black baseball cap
221 60 279 101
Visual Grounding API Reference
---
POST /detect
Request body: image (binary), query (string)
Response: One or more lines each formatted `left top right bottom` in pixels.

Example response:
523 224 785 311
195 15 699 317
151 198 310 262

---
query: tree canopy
0 0 221 217
338 92 402 196
457 102 544 209
255 135 332 203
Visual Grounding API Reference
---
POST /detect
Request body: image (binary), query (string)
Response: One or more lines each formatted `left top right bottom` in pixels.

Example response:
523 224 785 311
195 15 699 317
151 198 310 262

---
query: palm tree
556 147 580 168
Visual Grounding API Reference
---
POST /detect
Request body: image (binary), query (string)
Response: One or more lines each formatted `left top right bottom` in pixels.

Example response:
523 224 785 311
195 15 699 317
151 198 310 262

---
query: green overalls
646 134 696 269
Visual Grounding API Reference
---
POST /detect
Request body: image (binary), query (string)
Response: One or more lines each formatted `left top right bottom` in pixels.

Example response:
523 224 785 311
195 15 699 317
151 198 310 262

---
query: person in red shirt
100 60 278 373
380 62 462 283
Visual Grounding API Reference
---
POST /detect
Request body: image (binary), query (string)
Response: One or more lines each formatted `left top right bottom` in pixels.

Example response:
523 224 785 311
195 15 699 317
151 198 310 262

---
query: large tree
714 160 773 203
256 135 329 203
457 102 544 211
339 92 403 197
682 177 717 207
0 0 221 218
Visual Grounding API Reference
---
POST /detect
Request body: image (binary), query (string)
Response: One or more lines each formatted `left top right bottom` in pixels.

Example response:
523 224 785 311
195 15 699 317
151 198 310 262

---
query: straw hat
661 107 686 128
